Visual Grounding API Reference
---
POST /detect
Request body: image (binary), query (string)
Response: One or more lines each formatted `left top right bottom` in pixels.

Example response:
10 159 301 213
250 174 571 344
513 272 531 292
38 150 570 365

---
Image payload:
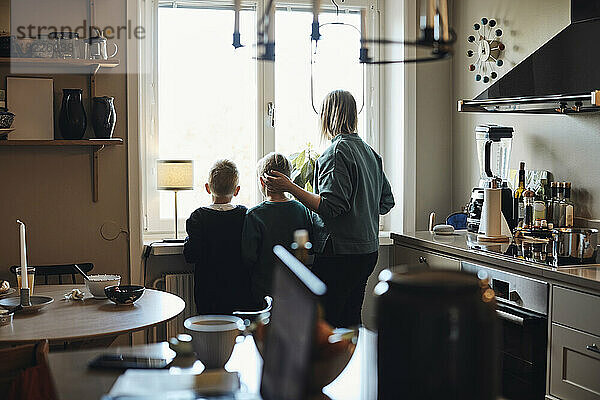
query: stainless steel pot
552 228 599 266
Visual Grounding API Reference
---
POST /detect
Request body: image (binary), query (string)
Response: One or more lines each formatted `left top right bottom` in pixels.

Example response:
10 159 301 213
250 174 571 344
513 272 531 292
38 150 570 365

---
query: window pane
158 7 257 221
275 9 364 159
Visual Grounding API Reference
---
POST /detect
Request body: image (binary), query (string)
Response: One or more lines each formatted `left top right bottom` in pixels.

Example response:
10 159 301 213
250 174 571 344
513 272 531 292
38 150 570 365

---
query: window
143 0 379 237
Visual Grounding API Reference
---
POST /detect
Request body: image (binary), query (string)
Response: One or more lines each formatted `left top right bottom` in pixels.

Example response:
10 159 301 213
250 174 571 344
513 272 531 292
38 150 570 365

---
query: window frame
141 0 381 238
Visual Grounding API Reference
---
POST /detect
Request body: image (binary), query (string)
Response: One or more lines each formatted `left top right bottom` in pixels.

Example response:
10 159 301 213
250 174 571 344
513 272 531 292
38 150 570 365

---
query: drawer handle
587 344 600 355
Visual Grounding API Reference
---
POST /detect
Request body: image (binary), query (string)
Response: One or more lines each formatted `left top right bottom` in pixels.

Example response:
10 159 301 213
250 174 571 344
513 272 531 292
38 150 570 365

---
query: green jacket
241 200 313 304
313 133 394 255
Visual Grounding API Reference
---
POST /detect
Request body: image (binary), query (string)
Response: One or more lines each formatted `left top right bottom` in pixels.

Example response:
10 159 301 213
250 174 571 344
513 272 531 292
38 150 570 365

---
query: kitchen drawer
394 244 460 271
553 286 600 337
550 323 600 400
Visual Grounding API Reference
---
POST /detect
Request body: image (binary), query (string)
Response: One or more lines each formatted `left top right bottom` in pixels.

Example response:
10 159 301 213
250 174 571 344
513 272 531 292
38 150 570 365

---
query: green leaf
295 150 306 169
305 181 313 193
300 161 310 182
291 169 304 187
305 162 314 185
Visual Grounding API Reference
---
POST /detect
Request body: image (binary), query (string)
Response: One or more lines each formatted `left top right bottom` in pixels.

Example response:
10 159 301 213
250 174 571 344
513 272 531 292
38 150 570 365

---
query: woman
265 90 395 327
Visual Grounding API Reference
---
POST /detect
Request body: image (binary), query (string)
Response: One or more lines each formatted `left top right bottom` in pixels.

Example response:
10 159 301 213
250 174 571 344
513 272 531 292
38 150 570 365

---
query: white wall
452 0 600 225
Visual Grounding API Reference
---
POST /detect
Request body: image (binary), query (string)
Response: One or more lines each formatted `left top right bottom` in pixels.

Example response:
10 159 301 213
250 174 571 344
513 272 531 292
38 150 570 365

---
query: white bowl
85 274 121 298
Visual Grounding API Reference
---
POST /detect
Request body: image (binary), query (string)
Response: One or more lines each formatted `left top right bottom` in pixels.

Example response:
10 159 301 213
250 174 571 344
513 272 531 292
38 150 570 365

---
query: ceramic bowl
0 111 14 129
104 285 145 305
85 274 121 298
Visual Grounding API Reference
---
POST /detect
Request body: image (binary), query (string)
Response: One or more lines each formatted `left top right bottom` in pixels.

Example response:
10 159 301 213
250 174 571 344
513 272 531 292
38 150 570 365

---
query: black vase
91 96 117 139
59 89 87 140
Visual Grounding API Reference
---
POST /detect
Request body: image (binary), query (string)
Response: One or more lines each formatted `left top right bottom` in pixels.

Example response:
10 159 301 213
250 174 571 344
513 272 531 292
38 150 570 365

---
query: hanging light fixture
256 0 275 60
242 0 454 63
311 0 322 41
360 0 455 64
233 0 243 48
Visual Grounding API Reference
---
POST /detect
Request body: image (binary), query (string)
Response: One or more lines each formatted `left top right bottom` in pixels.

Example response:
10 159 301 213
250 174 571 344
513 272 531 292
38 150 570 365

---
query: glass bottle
547 182 558 229
291 229 312 265
553 182 565 228
523 189 535 229
561 182 574 227
513 162 526 227
535 178 547 201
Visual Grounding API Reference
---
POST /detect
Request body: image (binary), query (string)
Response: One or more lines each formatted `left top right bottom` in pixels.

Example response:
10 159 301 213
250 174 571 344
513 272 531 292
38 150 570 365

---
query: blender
467 124 515 233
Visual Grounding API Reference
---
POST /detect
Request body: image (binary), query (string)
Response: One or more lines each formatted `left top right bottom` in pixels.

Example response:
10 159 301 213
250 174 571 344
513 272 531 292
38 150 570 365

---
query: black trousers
311 251 378 328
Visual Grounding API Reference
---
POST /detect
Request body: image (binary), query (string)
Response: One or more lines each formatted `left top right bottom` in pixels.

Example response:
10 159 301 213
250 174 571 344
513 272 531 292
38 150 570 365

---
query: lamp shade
156 160 194 190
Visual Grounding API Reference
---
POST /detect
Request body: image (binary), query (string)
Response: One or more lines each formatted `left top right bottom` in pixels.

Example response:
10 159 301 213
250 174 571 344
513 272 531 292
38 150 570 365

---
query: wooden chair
0 340 58 400
9 263 94 285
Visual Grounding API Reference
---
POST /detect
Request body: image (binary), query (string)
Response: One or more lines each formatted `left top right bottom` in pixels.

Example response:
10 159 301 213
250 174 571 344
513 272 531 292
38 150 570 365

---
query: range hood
459 0 600 114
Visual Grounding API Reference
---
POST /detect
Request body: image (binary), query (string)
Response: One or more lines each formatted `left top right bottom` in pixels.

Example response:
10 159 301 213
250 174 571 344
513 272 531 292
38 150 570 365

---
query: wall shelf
0 138 123 202
0 58 120 69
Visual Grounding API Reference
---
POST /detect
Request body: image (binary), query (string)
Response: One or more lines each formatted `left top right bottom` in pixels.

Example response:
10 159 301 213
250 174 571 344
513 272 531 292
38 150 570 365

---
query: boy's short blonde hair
320 90 358 141
257 152 292 195
208 159 239 196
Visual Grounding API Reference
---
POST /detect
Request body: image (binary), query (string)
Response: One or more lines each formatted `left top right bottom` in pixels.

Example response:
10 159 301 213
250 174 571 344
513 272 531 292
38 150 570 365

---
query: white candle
17 220 28 290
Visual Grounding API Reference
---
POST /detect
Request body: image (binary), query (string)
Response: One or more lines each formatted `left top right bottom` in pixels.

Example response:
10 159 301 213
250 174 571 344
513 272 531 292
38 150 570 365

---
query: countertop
392 231 600 293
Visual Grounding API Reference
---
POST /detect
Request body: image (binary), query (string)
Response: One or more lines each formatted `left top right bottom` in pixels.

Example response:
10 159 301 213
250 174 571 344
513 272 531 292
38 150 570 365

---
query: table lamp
157 160 194 242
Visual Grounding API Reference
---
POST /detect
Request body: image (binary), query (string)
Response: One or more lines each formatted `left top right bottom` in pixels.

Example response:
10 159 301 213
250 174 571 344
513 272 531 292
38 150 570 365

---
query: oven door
496 301 547 400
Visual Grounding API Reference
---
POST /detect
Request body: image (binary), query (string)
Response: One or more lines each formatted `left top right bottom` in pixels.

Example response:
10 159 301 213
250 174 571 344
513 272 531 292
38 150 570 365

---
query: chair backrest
446 212 468 230
9 263 94 285
0 340 50 394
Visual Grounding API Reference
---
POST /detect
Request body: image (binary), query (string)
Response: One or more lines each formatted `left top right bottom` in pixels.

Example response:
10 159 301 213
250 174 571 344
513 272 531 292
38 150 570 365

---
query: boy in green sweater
241 152 313 305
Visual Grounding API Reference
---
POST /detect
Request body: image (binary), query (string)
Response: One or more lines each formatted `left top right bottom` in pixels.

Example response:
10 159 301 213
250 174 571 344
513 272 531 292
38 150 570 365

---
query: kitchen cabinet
550 286 600 400
550 324 600 400
393 231 600 400
394 244 460 271
552 286 600 337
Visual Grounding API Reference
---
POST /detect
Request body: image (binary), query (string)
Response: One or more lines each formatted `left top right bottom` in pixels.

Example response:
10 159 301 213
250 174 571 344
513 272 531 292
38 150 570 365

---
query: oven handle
496 309 524 326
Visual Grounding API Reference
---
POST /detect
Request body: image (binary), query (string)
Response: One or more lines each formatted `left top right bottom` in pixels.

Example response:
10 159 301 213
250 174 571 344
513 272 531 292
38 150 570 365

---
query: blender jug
476 124 514 187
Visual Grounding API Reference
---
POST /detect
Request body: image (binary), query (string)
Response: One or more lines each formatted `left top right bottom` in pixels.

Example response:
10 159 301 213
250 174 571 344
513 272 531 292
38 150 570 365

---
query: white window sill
144 231 393 257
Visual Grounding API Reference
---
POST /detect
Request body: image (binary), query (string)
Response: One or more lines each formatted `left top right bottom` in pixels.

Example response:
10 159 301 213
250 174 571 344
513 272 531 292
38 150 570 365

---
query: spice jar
523 189 535 229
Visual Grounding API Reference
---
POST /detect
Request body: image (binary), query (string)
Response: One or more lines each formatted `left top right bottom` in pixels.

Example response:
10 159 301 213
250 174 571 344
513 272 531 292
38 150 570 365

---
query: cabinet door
394 244 460 271
550 323 600 400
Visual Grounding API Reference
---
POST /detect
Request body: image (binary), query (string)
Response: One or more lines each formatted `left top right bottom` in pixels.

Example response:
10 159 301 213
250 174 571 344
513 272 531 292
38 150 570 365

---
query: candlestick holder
20 287 31 307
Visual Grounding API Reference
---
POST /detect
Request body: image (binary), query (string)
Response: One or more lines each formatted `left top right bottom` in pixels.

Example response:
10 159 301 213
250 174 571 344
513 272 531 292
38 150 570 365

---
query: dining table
0 284 185 349
47 328 378 400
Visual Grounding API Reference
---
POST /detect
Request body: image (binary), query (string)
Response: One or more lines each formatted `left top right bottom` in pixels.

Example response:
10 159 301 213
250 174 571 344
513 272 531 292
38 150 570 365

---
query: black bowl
104 285 145 305
0 111 15 129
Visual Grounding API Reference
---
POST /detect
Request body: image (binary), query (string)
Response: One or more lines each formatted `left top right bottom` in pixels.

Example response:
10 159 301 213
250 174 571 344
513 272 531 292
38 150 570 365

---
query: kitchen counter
391 231 600 293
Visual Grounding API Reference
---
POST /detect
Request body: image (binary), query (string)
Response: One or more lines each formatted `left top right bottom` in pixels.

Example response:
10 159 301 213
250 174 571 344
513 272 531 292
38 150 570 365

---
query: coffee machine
467 124 515 233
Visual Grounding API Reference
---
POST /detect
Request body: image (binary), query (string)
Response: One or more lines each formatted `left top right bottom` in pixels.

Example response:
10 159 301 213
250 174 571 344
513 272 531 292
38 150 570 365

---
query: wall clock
467 18 505 83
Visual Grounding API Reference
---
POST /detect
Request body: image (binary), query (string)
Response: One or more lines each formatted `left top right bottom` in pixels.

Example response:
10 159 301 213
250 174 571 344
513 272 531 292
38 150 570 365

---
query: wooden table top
0 285 185 344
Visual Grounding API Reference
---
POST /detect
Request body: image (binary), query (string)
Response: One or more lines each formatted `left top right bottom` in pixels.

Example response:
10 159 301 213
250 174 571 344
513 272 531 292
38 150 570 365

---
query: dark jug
59 88 87 140
375 268 499 400
91 96 116 139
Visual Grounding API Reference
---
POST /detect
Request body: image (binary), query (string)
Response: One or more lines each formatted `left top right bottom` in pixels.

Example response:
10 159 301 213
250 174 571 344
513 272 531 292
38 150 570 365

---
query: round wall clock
467 18 505 83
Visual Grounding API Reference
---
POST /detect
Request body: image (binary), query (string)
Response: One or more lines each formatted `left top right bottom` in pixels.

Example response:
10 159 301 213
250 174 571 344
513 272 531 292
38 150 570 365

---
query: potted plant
290 143 320 192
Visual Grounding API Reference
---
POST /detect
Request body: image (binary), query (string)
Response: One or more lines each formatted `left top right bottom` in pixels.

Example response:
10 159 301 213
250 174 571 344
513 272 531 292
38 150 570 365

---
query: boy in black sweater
184 159 255 315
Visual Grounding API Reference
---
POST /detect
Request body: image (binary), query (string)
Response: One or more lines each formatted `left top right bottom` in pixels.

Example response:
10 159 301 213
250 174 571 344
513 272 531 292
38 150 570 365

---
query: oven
462 262 549 400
